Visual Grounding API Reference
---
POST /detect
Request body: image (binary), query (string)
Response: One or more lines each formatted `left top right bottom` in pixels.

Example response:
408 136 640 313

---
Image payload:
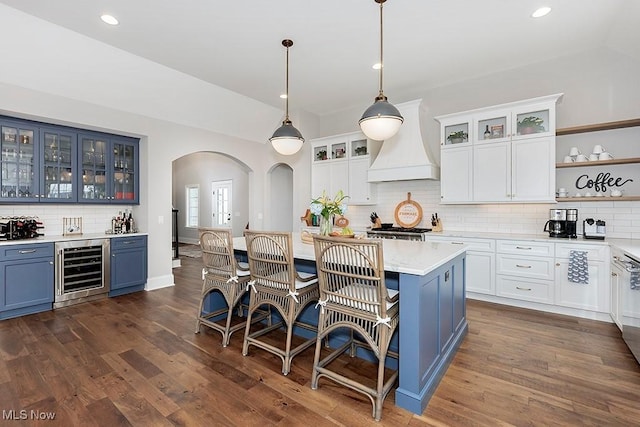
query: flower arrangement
310 190 348 235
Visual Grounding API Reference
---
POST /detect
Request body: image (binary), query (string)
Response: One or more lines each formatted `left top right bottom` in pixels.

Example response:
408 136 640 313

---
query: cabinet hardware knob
556 263 560 266
49 261 54 265
612 272 617 277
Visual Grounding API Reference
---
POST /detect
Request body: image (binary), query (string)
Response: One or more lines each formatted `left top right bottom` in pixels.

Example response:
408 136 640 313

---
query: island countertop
233 233 467 276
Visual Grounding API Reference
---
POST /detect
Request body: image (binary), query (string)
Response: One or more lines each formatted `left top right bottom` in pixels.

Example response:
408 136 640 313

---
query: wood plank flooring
0 254 639 426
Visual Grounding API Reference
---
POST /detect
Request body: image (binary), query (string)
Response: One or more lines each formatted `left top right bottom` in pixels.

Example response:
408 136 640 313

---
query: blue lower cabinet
0 243 55 320
110 235 147 297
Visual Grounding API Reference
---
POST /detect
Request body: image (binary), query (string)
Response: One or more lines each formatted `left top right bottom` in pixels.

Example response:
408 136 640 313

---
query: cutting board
394 192 423 228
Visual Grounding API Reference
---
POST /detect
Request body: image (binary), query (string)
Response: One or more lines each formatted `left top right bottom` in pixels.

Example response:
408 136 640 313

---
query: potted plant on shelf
517 116 545 135
446 130 468 144
316 149 327 161
354 146 368 156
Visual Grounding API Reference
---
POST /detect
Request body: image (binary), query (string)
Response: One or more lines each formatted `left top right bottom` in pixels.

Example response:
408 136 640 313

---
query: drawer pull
122 241 135 245
18 249 37 254
451 242 464 245
515 246 532 250
516 264 532 269
516 286 532 291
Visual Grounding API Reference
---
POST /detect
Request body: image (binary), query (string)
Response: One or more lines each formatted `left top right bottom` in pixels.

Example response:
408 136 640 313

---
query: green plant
355 146 367 155
446 130 468 142
517 116 545 133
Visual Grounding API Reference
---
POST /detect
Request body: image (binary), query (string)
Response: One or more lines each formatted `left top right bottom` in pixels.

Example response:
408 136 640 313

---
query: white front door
211 180 232 227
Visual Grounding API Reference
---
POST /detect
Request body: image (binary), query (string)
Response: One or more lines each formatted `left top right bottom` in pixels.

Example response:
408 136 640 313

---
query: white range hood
367 99 440 182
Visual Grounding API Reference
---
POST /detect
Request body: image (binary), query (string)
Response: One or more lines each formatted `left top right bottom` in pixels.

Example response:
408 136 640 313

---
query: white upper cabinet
310 132 380 205
436 93 562 204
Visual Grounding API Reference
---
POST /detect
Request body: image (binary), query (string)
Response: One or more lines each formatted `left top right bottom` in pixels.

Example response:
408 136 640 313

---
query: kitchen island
231 234 467 415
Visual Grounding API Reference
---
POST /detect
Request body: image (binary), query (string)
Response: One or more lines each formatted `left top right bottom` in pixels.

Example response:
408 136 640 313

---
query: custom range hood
367 99 440 182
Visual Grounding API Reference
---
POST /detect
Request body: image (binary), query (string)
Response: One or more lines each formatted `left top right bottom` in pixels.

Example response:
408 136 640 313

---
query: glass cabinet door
111 139 138 203
41 128 76 202
442 120 471 147
78 134 108 202
1 123 38 201
475 110 510 143
512 104 553 138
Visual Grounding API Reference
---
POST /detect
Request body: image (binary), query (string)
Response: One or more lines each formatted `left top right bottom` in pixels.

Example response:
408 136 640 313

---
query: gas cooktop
368 227 432 233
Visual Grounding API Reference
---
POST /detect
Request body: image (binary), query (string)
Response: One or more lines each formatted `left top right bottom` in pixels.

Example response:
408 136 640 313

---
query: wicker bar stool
311 235 399 421
242 230 319 375
195 227 269 347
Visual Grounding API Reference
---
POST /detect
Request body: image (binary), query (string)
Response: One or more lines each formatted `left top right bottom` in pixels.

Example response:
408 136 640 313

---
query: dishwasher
614 252 640 364
54 239 110 308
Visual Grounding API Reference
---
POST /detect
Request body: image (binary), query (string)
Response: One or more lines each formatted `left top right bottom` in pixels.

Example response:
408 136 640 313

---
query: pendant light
270 39 304 155
359 0 403 141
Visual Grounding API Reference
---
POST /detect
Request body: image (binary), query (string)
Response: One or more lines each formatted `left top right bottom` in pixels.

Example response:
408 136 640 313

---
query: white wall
318 47 640 239
0 6 315 290
2 4 640 293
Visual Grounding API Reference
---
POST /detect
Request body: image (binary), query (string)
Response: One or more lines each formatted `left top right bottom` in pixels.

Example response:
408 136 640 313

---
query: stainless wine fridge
54 239 110 308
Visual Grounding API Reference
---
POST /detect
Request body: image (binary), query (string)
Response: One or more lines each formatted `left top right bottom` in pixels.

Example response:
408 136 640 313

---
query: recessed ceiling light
100 14 119 25
531 7 551 18
372 63 382 70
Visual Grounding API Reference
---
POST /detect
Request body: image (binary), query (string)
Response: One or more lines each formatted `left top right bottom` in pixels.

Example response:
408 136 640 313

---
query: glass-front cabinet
111 138 138 203
440 118 471 147
0 115 139 205
78 133 139 204
79 133 108 202
1 120 39 202
41 127 76 202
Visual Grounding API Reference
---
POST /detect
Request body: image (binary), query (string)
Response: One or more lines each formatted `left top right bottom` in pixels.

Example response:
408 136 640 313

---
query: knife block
432 219 442 232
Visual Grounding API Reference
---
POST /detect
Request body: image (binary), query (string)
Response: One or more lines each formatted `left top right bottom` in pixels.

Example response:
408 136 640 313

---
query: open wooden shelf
556 196 640 202
556 118 640 136
556 157 640 168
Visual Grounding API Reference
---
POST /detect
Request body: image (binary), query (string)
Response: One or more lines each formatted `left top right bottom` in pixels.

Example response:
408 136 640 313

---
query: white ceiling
1 0 637 117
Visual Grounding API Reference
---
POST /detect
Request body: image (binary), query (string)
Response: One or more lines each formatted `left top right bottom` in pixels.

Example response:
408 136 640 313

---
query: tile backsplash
345 180 640 239
0 205 132 236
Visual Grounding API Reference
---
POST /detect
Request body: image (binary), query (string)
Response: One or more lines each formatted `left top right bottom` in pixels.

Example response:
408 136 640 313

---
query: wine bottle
484 125 491 139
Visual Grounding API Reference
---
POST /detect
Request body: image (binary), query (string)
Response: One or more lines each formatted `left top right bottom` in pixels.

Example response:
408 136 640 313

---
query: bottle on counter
111 216 117 234
484 125 491 139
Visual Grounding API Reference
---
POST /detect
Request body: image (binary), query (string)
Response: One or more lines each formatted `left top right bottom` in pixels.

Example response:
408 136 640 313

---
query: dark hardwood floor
1 254 639 426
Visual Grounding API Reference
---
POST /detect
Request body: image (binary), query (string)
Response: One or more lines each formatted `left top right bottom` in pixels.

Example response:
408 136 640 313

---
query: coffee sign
575 172 633 192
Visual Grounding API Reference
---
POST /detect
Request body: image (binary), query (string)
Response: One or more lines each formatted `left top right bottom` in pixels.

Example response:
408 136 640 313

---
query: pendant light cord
378 0 384 99
285 42 290 122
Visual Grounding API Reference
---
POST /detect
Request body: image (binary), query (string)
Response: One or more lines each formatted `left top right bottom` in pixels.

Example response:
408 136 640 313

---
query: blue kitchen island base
395 253 467 414
230 236 467 417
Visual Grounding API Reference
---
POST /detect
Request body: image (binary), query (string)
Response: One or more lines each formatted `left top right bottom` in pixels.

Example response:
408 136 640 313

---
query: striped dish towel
568 250 589 284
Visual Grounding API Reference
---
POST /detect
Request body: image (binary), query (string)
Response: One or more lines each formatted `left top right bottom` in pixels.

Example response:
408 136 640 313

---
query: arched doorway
172 151 251 245
268 163 294 231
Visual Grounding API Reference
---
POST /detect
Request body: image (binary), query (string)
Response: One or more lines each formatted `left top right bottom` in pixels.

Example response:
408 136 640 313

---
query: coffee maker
566 209 578 239
544 209 568 238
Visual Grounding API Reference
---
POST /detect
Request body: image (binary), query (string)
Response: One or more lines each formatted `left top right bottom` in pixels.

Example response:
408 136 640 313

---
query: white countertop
427 230 640 259
606 238 640 260
0 232 148 246
233 233 466 276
